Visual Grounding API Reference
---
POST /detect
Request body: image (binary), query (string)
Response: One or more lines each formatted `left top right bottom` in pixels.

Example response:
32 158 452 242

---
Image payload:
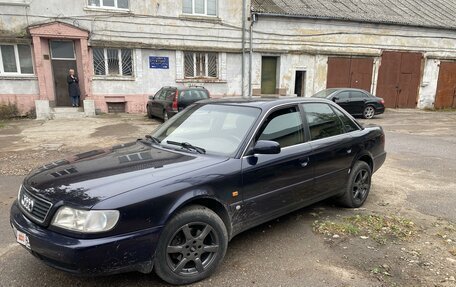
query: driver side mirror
250 140 281 155
332 96 339 102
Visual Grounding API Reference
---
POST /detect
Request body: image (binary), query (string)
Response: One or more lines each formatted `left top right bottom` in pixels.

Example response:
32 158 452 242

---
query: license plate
16 229 31 249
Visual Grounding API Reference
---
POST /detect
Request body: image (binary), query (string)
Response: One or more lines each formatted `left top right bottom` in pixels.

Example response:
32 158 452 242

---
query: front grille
19 186 53 224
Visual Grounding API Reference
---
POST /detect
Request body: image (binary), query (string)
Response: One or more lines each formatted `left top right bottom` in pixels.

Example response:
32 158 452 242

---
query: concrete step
51 107 85 119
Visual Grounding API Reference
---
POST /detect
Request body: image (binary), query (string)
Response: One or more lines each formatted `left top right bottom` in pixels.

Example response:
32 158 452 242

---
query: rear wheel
154 205 228 285
363 106 375 119
337 161 372 208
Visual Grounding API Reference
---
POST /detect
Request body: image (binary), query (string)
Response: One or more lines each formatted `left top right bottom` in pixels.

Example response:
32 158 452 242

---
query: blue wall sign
149 56 169 69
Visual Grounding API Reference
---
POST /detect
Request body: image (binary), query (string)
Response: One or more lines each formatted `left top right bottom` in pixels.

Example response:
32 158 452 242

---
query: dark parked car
11 98 386 285
313 88 385 119
146 86 210 121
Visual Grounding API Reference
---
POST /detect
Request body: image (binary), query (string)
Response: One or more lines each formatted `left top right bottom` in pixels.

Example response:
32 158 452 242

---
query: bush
0 102 19 120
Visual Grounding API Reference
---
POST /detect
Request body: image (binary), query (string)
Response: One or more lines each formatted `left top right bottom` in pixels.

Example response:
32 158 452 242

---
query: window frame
184 52 218 79
182 0 218 17
0 43 34 75
349 91 370 99
92 47 134 78
87 0 129 10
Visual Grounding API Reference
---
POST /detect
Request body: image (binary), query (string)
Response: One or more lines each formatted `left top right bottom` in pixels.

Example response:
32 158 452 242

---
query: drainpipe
241 0 246 98
248 13 256 98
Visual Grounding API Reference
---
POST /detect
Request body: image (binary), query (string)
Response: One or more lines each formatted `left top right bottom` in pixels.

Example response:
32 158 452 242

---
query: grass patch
313 214 417 244
0 121 5 129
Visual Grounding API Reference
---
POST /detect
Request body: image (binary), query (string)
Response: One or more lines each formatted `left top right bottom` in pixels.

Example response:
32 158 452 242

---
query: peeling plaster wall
252 16 456 104
419 59 441 109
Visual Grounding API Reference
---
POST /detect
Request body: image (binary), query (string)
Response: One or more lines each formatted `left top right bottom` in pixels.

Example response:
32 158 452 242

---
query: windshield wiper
144 135 161 144
166 140 206 154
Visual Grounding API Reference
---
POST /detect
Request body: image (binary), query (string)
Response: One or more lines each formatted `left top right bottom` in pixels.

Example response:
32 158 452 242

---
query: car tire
163 110 169 122
154 205 228 285
363 105 375 119
337 161 372 208
147 105 153 119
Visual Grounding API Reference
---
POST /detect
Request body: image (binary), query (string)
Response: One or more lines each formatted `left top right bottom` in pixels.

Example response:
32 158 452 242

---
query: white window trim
0 43 34 75
182 0 218 17
185 52 218 79
93 47 134 78
87 0 129 11
176 51 227 83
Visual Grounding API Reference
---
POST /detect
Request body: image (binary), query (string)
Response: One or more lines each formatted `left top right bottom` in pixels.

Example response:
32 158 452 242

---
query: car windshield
313 89 339 98
152 104 261 156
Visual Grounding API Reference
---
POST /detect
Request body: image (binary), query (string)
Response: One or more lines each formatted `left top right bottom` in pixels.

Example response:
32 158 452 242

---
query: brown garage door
435 62 456 109
327 57 374 92
376 51 422 108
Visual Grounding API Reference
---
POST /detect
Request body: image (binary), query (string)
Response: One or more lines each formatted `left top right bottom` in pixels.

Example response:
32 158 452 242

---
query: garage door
376 51 422 108
327 57 374 92
435 62 456 109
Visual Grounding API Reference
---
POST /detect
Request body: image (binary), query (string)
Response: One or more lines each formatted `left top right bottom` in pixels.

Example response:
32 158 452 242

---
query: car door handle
299 157 310 168
346 149 352 155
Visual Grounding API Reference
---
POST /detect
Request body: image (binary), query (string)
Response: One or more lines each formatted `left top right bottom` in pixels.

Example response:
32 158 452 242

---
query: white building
0 0 456 118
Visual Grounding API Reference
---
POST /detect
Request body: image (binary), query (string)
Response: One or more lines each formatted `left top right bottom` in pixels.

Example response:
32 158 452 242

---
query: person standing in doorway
67 69 80 107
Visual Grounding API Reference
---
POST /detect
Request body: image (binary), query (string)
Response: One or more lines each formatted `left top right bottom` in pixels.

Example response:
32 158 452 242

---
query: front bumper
10 201 162 275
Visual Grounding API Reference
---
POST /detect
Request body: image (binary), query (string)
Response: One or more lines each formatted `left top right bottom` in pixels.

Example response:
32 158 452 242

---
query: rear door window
332 106 360 133
302 103 345 140
350 91 369 98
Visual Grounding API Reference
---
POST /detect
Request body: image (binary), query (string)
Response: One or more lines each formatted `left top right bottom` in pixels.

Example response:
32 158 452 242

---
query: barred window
93 47 133 77
0 44 33 75
88 0 128 9
184 52 217 78
182 0 217 16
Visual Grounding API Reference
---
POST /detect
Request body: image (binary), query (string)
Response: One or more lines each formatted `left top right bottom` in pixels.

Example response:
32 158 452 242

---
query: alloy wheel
166 222 219 276
352 169 370 202
364 106 375 119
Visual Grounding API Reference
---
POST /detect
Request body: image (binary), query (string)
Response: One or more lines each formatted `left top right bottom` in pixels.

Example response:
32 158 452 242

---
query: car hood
23 140 228 208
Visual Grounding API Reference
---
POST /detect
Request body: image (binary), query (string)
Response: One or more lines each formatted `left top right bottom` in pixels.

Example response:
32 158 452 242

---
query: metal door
376 51 422 108
327 57 373 92
435 62 456 109
261 57 277 94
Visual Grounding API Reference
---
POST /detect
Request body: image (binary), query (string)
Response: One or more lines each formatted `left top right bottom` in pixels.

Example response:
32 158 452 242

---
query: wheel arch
165 195 233 240
353 151 374 172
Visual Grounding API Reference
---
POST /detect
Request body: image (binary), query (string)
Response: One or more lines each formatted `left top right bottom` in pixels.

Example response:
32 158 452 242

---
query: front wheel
363 106 375 119
154 205 228 285
337 161 372 208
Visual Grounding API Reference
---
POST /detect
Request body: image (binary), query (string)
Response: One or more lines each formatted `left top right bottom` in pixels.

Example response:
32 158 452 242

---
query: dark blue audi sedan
11 98 386 285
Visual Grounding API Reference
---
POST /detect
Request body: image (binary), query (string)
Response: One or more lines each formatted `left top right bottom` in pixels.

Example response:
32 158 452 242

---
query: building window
182 0 217 16
0 44 33 75
184 52 217 78
88 0 129 9
93 48 133 77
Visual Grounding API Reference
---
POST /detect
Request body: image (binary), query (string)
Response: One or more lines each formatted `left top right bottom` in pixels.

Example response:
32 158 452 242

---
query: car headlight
51 207 119 233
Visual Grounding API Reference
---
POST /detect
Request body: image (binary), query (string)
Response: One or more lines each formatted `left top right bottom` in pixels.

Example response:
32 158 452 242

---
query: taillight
380 98 385 105
172 90 178 111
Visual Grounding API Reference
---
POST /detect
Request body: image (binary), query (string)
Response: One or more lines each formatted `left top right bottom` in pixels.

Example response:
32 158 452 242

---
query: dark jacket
67 75 81 98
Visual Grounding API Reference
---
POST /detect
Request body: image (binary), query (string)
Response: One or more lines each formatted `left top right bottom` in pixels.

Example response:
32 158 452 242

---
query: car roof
324 88 370 93
162 86 207 91
197 97 335 109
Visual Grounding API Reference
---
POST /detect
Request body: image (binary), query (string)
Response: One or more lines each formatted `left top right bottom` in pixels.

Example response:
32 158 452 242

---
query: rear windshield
179 90 209 101
313 89 339 98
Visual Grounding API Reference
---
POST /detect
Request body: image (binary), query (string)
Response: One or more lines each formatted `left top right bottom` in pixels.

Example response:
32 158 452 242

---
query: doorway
261 56 278 94
294 71 306 97
50 40 78 107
